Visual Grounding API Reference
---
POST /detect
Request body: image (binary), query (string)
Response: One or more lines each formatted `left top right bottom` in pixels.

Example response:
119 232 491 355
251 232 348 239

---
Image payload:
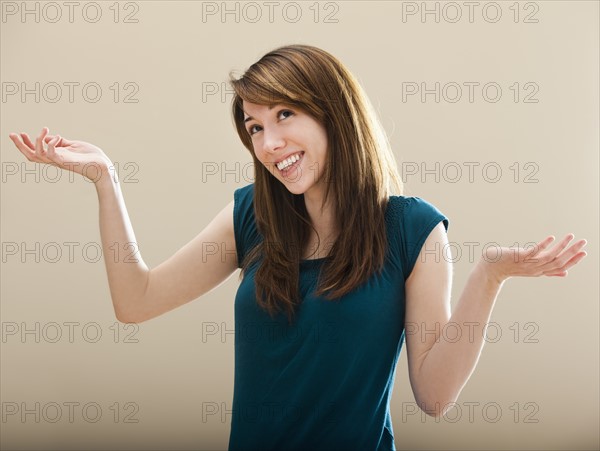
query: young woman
9 44 587 451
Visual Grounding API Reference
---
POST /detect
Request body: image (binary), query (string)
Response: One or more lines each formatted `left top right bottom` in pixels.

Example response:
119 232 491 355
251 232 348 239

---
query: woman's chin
283 183 306 196
278 177 307 195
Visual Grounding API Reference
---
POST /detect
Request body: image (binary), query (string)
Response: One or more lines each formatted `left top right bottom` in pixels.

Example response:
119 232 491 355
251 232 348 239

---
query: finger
524 236 555 259
44 134 72 147
43 134 61 148
537 235 556 250
35 127 49 155
9 133 37 160
563 250 588 270
46 135 60 160
553 233 576 254
34 128 55 163
9 132 35 151
549 242 587 271
538 233 575 265
18 132 36 151
546 270 568 277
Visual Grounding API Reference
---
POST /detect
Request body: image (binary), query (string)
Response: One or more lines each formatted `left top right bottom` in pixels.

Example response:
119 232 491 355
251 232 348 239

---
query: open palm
9 127 113 182
482 234 588 283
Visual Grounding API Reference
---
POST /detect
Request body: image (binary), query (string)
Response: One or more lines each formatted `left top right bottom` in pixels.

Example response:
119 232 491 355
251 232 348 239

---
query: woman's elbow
416 395 458 418
113 302 144 324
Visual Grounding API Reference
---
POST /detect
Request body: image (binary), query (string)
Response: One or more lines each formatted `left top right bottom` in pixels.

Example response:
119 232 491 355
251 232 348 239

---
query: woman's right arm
95 174 237 323
10 128 239 324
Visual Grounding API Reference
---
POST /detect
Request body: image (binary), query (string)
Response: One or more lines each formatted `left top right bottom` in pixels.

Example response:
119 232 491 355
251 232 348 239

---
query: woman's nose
262 127 286 154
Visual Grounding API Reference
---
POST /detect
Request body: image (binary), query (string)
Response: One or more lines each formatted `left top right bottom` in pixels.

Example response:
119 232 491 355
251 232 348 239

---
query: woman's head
229 44 402 207
229 44 403 324
239 101 329 199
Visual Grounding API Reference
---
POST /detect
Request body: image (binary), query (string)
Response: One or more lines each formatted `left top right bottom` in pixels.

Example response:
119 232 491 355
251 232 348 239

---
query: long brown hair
229 44 403 325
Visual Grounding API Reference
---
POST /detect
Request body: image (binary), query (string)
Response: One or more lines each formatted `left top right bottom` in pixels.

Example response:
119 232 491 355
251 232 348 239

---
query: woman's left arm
404 223 587 418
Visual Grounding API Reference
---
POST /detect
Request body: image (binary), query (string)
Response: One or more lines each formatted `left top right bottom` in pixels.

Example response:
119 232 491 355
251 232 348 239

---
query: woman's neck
302 186 339 259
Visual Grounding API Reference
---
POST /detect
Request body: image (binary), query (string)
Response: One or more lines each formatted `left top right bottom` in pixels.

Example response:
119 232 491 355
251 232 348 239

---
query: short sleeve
398 196 449 280
233 183 262 268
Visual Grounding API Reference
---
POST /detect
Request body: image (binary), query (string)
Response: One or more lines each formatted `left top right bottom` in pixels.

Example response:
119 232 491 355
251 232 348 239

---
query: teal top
228 183 449 451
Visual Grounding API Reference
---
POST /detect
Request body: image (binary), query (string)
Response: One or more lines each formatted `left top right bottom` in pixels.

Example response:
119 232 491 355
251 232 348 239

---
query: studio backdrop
1 1 598 450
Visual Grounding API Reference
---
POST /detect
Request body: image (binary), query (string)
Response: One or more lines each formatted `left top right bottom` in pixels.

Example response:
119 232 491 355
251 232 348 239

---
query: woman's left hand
480 234 588 284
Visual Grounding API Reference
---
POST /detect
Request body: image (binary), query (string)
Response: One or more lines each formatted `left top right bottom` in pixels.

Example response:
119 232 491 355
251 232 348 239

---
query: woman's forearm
94 166 150 322
416 259 504 414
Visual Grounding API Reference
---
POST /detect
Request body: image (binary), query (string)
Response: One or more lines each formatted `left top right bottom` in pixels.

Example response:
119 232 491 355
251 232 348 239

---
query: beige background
1 1 598 450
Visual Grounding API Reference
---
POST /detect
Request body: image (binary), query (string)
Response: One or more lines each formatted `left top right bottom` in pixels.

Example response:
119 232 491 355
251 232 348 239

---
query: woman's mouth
277 151 304 178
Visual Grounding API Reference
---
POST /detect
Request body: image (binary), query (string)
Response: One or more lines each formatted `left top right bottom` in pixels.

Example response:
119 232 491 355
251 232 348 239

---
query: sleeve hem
405 215 449 280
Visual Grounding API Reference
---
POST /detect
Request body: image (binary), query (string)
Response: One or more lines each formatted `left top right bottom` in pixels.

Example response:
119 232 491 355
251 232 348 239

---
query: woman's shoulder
388 193 444 212
234 183 257 218
386 194 449 232
386 193 450 279
234 182 255 199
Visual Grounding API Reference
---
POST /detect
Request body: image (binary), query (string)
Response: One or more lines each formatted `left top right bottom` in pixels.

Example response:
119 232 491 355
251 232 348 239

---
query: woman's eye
247 109 294 136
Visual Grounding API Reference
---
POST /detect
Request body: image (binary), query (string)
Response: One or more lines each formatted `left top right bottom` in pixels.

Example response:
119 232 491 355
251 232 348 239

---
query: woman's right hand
9 127 115 183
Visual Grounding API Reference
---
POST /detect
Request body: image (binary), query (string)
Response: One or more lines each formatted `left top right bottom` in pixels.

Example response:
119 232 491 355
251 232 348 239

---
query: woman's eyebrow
243 104 280 123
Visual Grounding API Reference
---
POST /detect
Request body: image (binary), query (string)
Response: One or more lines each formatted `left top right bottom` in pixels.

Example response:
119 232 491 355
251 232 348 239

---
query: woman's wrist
475 258 507 287
94 160 117 180
92 161 120 191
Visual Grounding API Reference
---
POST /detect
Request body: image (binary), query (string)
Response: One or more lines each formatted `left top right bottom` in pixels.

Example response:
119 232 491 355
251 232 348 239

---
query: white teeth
277 152 302 171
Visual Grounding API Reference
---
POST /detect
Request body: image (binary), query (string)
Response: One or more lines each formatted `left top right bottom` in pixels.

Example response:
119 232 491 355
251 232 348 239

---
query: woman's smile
277 151 304 178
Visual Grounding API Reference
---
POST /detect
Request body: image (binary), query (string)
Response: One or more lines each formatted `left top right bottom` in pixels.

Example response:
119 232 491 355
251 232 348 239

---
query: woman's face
242 100 329 198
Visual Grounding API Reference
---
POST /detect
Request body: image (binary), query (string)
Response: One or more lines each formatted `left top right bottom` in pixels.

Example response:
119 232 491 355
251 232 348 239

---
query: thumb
44 134 73 147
